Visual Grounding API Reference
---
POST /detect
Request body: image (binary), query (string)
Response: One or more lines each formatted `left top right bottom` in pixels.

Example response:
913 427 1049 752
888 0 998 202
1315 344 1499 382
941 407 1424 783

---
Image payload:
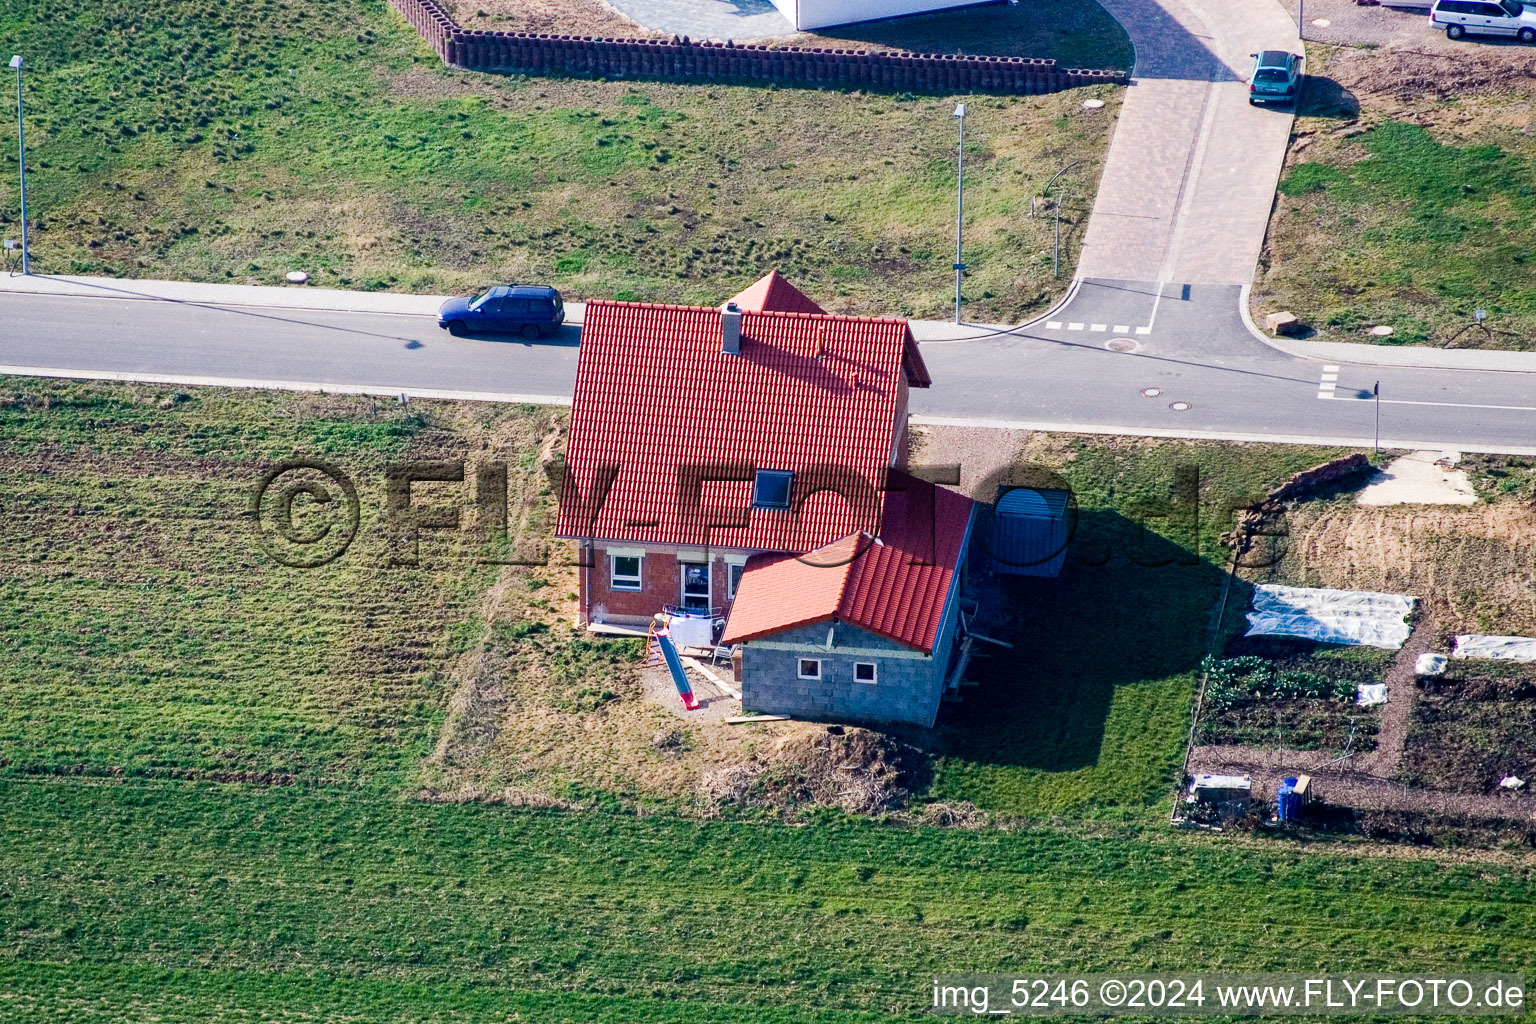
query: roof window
753 469 793 510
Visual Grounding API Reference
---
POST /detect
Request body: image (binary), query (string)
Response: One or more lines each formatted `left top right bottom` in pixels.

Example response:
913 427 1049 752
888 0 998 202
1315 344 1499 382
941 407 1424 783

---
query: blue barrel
1276 777 1302 822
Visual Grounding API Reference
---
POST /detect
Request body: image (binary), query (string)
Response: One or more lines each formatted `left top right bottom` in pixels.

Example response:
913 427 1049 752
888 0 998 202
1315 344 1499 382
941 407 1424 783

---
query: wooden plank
725 714 790 725
586 622 650 637
679 655 742 699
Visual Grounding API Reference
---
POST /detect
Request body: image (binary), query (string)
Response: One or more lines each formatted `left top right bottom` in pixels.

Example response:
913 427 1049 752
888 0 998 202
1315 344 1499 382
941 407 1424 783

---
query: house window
854 662 877 685
728 562 746 600
798 658 822 681
610 555 641 590
753 469 794 510
681 561 710 612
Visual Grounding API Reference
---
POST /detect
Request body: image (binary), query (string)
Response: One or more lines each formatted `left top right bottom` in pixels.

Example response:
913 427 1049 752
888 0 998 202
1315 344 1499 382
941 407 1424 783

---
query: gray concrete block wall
741 621 947 727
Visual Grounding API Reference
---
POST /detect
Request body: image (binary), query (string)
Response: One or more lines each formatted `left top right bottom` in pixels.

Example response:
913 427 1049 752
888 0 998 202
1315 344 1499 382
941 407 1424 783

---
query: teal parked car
1248 50 1302 106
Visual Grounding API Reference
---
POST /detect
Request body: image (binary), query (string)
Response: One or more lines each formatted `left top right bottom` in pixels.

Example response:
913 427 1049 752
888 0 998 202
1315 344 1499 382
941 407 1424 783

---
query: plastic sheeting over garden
1451 635 1536 662
1244 585 1416 649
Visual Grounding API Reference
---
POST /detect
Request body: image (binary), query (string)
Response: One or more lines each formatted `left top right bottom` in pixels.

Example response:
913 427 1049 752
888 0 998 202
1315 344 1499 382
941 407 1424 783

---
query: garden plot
1197 638 1390 753
1191 467 1536 833
1403 656 1536 796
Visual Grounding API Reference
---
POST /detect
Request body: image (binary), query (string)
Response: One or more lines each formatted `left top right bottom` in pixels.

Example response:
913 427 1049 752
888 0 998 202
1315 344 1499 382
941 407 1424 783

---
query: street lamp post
953 102 965 325
10 55 27 276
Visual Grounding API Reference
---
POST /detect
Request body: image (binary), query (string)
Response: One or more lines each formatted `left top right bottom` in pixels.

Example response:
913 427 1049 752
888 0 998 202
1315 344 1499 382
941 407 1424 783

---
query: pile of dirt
1331 48 1536 103
699 725 921 815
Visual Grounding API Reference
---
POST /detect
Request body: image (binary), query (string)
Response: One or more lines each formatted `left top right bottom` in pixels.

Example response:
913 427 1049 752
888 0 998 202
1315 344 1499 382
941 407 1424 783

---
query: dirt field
1406 662 1536 795
1268 495 1536 636
449 0 660 37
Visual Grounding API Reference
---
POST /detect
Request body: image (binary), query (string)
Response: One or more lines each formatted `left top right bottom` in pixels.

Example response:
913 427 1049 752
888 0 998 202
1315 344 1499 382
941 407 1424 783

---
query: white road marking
1090 323 1107 332
1318 366 1339 400
1135 326 1152 335
1146 280 1168 333
1113 324 1131 334
1349 396 1536 412
1045 321 1063 330
1323 364 1340 372
1067 322 1085 331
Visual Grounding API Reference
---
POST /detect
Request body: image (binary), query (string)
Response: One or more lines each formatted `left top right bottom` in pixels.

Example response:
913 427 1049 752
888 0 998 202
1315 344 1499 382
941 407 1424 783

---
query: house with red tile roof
556 272 976 726
720 471 976 726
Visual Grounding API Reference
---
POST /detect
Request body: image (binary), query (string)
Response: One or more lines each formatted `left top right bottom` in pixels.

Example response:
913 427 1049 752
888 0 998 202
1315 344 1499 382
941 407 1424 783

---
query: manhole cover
1370 325 1395 337
1106 337 1140 353
1169 401 1191 412
1083 99 1106 110
1141 387 1163 398
1311 17 1331 27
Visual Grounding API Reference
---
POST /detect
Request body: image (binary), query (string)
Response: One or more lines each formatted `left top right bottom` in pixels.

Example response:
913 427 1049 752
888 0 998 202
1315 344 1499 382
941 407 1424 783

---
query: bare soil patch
1268 497 1536 636
1327 46 1536 106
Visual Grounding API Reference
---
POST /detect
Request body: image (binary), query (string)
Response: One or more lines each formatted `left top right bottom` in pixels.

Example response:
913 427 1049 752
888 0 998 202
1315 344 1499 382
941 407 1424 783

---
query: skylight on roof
753 469 793 510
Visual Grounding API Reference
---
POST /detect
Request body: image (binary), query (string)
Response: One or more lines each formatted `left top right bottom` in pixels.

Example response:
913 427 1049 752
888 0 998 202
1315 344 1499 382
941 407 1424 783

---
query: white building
769 0 985 31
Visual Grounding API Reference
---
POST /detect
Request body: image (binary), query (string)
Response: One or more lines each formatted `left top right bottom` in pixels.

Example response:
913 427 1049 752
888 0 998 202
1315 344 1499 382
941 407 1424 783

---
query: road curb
1238 284 1536 373
911 414 1536 458
0 364 573 407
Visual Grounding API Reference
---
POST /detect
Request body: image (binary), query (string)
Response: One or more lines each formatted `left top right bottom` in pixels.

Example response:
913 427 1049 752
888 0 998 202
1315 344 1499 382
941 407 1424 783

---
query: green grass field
2 378 1532 1020
0 377 555 788
2 778 1535 1022
1253 47 1536 350
0 0 1122 323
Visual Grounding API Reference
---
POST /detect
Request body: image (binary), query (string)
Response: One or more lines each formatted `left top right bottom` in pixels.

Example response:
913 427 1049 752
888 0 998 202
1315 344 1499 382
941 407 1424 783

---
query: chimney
721 301 742 354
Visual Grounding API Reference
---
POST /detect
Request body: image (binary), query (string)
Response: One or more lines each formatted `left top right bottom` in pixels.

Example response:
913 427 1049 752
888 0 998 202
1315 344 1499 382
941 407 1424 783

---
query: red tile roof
730 270 930 389
558 289 929 552
728 271 827 316
720 473 975 653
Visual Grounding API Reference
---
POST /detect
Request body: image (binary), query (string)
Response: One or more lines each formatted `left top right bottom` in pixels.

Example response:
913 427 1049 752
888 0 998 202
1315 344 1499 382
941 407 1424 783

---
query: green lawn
0 0 1121 323
921 437 1355 816
3 777 1535 1022
0 376 554 789
1253 47 1536 350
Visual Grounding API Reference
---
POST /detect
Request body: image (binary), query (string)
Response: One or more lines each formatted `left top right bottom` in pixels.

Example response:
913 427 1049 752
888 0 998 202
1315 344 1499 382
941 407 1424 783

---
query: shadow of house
932 508 1247 774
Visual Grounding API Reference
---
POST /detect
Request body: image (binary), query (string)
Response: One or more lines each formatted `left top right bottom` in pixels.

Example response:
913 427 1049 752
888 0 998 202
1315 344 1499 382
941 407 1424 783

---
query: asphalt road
3 286 1535 454
923 279 1536 454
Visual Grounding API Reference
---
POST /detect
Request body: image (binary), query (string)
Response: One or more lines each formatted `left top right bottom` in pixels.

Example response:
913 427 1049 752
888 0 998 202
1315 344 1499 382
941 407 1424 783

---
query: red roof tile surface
728 270 827 316
558 290 929 552
720 473 975 653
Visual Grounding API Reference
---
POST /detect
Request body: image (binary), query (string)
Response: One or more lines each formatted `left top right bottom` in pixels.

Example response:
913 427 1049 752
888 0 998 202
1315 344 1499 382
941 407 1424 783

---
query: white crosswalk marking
1318 365 1340 400
1067 322 1084 331
1045 321 1063 330
1113 325 1131 334
1090 323 1107 332
1135 326 1152 335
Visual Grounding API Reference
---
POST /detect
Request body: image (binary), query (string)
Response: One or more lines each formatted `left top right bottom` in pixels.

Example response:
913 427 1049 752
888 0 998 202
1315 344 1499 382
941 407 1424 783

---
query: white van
1430 0 1536 40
